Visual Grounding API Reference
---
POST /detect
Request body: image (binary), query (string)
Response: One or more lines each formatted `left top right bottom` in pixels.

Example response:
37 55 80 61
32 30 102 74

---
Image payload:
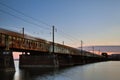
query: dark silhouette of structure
0 28 108 71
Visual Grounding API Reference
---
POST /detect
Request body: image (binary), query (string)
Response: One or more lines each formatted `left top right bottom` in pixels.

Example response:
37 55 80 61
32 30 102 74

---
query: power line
57 29 82 43
0 9 50 30
0 2 81 42
56 32 76 43
0 2 82 47
0 9 81 47
0 9 52 38
56 32 80 47
0 2 54 39
0 2 52 27
56 26 79 39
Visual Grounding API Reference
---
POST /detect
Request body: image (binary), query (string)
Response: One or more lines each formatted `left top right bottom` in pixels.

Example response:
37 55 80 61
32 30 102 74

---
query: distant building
109 54 120 60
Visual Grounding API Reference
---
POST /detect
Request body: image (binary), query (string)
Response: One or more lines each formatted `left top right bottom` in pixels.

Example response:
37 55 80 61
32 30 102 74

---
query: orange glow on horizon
13 52 22 59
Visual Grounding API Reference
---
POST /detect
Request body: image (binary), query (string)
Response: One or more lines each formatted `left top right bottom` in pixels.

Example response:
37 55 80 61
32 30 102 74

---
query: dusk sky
0 0 120 48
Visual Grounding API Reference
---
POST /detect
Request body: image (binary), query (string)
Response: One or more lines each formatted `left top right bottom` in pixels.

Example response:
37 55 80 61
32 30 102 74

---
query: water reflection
1 61 120 80
0 71 15 80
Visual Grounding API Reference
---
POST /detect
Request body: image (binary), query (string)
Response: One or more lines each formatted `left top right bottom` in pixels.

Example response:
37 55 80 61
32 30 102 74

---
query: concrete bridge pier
56 54 73 67
0 50 15 72
19 52 55 68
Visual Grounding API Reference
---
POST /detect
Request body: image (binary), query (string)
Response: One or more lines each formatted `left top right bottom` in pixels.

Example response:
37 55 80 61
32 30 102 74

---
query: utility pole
52 26 59 67
22 27 24 54
99 49 101 55
92 46 95 57
81 40 83 51
92 46 94 54
81 40 83 55
62 41 64 45
22 27 24 38
52 26 55 54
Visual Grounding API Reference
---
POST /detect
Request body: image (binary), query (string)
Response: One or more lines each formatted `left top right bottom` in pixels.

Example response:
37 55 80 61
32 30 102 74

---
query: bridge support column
0 50 15 72
19 52 55 68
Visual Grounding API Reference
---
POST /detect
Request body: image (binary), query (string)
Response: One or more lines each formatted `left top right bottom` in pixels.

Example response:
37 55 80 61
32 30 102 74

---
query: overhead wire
56 29 82 44
0 9 50 30
0 1 53 39
0 2 81 40
0 8 80 47
0 1 52 28
56 32 79 47
0 1 82 47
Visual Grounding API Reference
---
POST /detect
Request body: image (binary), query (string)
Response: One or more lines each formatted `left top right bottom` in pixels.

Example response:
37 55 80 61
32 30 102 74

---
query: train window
27 40 29 44
43 42 45 50
2 34 5 44
16 37 18 44
19 38 22 42
24 39 27 48
18 37 21 47
31 41 34 48
8 36 12 45
57 46 59 53
2 34 5 38
43 42 45 48
45 44 49 50
13 37 16 41
55 46 57 52
9 36 12 39
40 42 42 49
38 42 41 48
39 42 42 48
36 42 38 48
32 41 34 46
24 39 26 43
34 42 37 48
27 40 29 47
33 41 35 48
35 42 37 47
13 37 15 40
16 37 18 40
41 43 43 49
31 41 33 48
21 38 24 43
17 37 20 41
54 45 56 52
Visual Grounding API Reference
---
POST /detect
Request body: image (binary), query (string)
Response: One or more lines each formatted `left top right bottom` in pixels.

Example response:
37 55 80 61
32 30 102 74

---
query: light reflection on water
1 61 120 80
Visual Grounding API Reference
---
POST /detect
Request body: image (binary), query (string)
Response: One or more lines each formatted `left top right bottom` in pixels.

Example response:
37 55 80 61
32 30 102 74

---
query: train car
48 41 83 55
0 28 49 52
0 28 101 57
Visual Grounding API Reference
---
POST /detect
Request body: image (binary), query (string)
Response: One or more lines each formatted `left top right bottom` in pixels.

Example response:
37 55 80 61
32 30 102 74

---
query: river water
0 61 120 80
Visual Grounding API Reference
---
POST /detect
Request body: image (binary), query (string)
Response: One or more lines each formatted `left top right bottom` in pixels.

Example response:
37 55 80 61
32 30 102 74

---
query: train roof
0 28 101 56
0 28 86 49
0 28 46 42
0 28 80 49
